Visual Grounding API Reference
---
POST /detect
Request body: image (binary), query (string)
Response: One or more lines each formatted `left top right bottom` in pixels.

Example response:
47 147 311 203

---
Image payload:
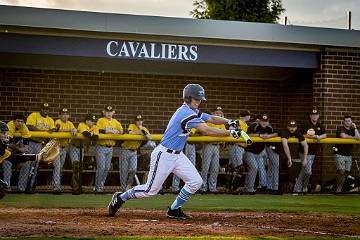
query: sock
170 188 193 210
120 189 136 201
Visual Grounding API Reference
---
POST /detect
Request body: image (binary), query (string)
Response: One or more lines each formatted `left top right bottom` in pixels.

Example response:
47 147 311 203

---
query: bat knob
246 139 253 145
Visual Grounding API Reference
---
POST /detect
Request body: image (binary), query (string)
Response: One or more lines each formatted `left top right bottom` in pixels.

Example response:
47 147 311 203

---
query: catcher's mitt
38 139 60 164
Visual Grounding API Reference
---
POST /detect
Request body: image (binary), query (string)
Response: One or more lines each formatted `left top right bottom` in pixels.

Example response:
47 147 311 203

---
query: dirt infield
0 208 359 238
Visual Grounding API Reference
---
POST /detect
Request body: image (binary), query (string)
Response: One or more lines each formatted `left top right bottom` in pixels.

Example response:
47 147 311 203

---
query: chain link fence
1 134 359 194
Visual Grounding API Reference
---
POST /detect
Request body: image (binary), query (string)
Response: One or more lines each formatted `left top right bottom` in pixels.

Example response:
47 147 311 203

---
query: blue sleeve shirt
160 103 211 151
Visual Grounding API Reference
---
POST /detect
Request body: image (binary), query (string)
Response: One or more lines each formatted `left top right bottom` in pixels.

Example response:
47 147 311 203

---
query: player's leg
256 149 267 190
302 155 315 192
52 147 67 192
94 145 106 192
266 147 279 191
244 152 258 193
108 146 174 216
200 144 212 192
169 152 203 218
2 160 12 190
101 147 113 192
17 141 40 192
293 153 306 193
208 145 220 193
69 145 81 194
127 151 137 189
119 149 129 192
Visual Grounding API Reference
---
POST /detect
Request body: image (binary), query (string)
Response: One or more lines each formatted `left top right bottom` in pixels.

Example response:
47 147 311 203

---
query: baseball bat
240 130 253 145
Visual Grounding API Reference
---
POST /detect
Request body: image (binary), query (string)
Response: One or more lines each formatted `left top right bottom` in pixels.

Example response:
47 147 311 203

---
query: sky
1 0 359 30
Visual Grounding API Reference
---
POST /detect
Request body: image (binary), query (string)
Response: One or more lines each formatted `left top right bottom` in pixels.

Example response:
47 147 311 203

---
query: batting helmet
0 121 9 133
183 84 206 102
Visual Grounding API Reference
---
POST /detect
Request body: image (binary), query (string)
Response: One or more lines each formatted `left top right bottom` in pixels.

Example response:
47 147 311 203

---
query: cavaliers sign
106 41 198 61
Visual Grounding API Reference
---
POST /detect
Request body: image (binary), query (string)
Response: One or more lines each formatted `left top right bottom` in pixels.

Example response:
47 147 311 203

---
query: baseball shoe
108 192 124 217
167 207 191 220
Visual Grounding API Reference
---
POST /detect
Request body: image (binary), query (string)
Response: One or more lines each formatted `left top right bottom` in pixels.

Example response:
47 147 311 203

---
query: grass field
1 193 359 240
1 193 359 215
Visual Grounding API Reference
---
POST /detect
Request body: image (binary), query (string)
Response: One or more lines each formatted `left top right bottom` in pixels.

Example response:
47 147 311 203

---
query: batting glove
230 129 241 139
228 119 240 129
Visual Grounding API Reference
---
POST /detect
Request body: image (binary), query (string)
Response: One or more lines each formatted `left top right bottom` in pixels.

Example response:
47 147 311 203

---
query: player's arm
206 115 229 125
300 140 308 167
196 122 230 137
281 138 292 167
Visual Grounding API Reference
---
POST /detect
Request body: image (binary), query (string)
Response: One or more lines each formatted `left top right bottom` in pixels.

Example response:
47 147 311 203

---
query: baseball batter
108 84 246 219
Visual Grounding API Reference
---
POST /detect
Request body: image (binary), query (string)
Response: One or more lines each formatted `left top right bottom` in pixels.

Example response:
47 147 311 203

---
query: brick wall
313 49 360 183
0 68 311 132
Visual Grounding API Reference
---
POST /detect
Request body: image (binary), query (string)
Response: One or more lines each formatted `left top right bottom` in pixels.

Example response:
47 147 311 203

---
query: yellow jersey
237 119 249 147
26 112 55 142
55 119 76 147
7 120 31 139
205 122 226 145
121 124 150 150
77 122 99 135
96 117 123 147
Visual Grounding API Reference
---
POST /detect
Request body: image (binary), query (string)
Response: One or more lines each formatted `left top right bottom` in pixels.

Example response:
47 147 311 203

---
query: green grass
1 193 359 215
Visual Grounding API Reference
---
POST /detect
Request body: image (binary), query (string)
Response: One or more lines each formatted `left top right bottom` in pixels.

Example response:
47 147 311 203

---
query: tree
191 0 285 24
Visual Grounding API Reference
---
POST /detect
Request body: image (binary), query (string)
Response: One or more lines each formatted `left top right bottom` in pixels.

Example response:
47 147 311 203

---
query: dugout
0 5 359 188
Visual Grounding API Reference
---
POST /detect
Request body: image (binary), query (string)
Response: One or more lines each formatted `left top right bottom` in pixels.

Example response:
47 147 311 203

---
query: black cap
104 105 114 112
287 120 297 127
60 108 69 114
240 110 251 117
215 106 223 112
13 113 26 120
310 109 319 115
85 115 96 122
344 114 352 119
135 114 143 121
260 114 269 122
41 103 49 109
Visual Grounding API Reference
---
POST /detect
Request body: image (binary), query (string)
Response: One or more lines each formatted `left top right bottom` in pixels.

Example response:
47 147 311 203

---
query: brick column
313 48 360 183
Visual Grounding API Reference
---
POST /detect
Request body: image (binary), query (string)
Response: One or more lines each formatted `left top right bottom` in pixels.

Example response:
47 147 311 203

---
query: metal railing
3 132 359 194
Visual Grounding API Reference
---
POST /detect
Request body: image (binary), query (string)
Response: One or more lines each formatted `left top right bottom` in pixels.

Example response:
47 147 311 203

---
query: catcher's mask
183 84 206 103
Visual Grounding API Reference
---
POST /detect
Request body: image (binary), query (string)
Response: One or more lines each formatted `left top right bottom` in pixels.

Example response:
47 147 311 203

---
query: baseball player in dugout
95 105 123 193
294 109 326 194
52 108 78 194
2 113 31 190
334 115 360 194
244 114 277 193
108 84 248 219
280 120 309 194
21 103 56 193
200 106 226 193
119 114 152 192
0 121 57 199
228 110 251 170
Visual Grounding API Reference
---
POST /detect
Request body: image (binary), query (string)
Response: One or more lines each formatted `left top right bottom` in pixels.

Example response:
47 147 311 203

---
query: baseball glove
38 139 60 164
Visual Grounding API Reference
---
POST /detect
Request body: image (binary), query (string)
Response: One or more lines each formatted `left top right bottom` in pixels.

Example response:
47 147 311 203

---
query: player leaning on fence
119 114 152 192
94 106 123 193
22 103 56 192
293 109 326 193
2 113 31 191
108 84 248 219
334 115 360 194
52 108 78 194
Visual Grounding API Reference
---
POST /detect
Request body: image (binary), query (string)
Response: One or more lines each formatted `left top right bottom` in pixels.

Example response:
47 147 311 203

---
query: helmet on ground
183 84 206 102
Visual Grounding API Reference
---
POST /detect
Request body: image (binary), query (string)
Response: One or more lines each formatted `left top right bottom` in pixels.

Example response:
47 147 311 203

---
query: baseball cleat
167 207 191 220
108 192 124 217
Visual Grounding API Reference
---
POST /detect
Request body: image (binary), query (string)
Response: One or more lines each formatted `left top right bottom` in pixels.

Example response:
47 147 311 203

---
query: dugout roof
0 5 359 80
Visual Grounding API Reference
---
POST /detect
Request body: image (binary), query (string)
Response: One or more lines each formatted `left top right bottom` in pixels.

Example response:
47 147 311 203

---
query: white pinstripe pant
244 149 267 192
